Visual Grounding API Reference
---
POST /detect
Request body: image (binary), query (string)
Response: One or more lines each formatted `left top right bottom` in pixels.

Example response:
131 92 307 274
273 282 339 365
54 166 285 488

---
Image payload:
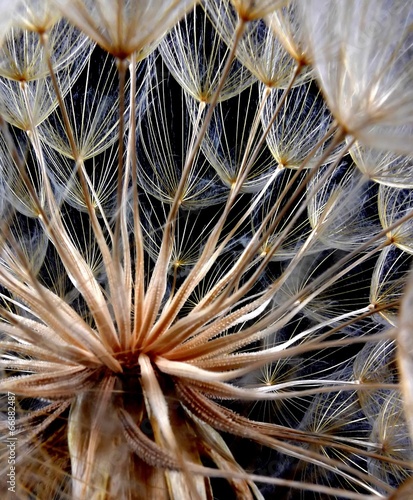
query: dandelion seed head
1 1 413 499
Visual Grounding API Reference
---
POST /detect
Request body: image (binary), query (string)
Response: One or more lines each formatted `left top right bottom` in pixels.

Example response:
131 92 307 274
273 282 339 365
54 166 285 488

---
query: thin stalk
142 17 247 344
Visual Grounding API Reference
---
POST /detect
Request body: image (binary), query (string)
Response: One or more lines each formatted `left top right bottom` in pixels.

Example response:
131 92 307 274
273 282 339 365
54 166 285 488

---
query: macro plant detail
0 0 413 499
